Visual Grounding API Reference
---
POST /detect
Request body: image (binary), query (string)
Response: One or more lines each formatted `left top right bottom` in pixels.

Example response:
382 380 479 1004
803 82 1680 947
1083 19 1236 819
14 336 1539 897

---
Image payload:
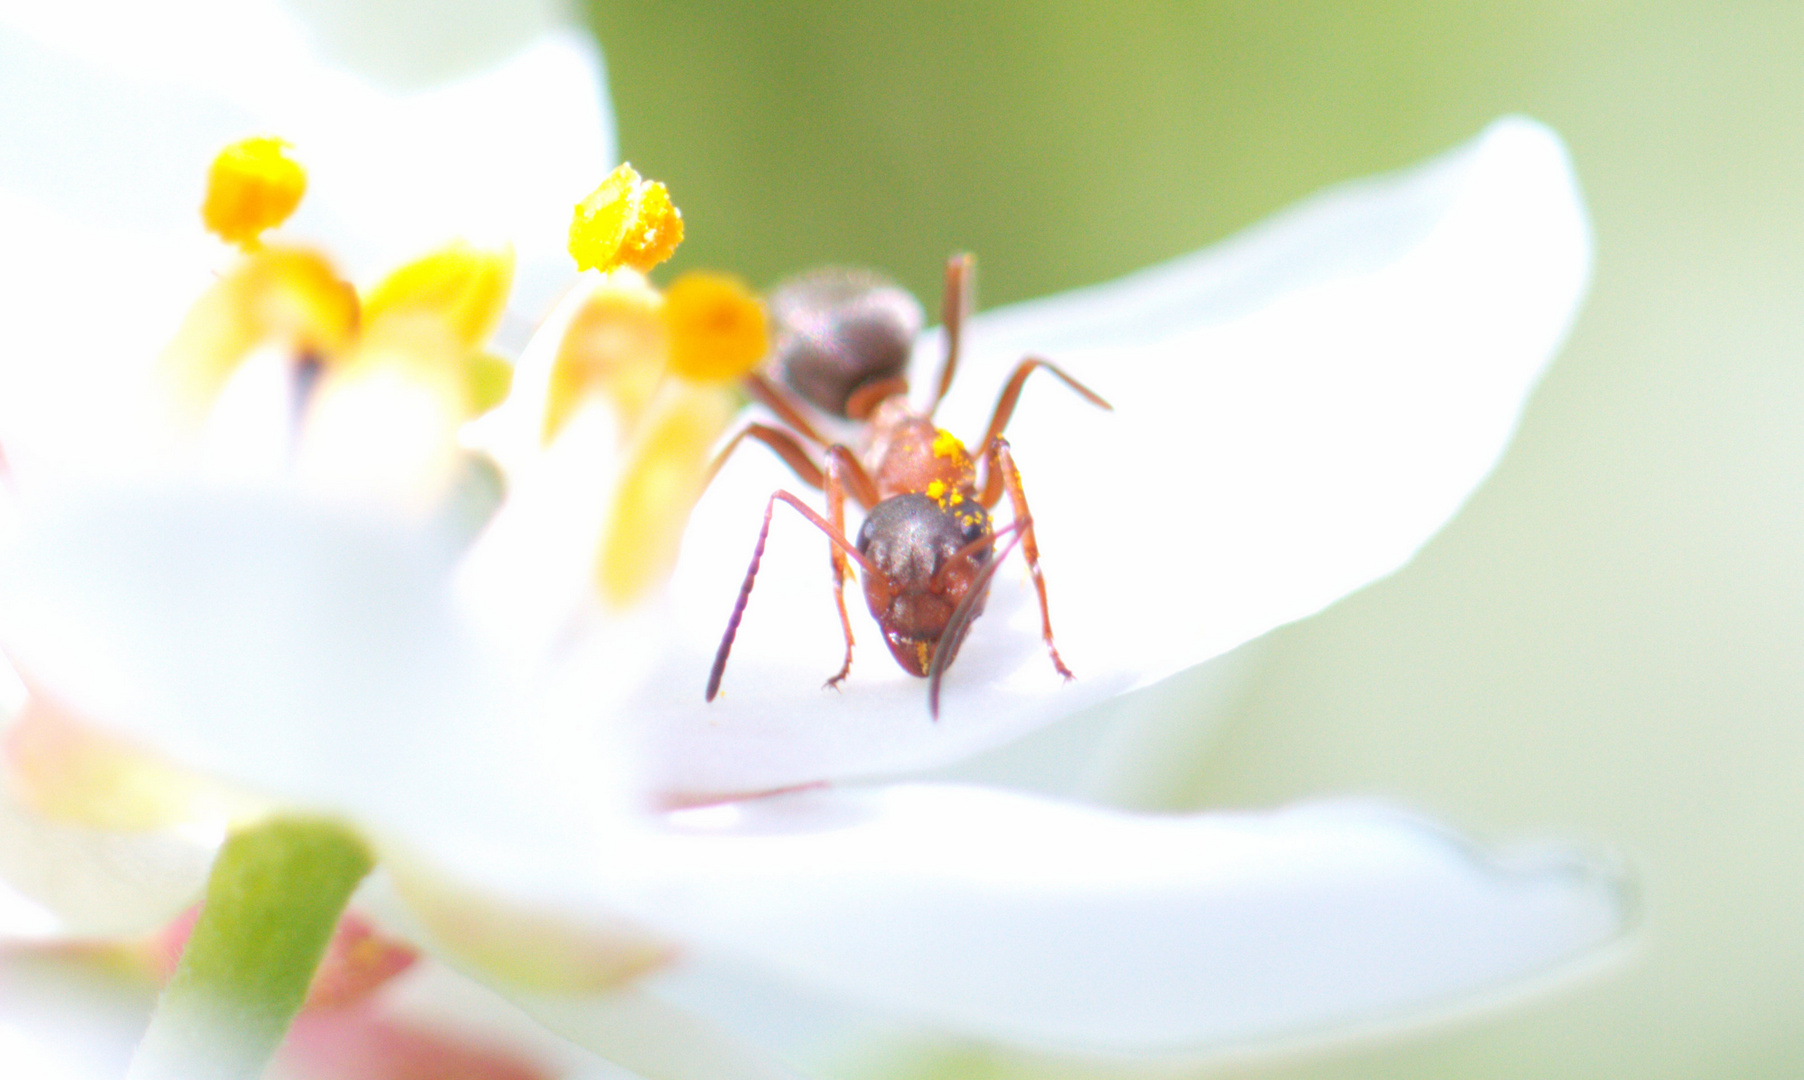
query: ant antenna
926 516 1029 719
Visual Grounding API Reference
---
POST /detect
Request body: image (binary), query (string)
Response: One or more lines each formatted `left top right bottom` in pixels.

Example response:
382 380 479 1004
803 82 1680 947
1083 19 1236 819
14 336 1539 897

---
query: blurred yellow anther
596 383 737 607
202 136 307 250
661 272 768 384
542 273 667 445
363 241 515 351
568 164 684 274
158 247 359 422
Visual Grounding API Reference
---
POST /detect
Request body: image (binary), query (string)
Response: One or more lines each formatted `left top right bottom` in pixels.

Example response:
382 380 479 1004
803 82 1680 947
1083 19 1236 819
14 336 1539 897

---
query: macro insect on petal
705 256 1112 717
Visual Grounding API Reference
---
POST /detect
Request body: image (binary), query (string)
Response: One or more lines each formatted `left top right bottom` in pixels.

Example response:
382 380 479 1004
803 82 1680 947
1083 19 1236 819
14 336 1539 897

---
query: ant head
767 267 922 418
855 493 992 675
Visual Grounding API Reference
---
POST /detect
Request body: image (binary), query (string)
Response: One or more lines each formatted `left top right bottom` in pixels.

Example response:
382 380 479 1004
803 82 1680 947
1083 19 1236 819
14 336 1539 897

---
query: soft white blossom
0 2 1625 1072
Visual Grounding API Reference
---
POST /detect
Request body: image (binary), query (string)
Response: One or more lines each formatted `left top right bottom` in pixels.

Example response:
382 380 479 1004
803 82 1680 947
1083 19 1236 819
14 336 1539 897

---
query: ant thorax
865 416 981 508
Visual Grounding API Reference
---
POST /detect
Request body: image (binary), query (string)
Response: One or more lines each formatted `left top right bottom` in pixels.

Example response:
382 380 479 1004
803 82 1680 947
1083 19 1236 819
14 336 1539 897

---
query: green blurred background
580 2 1801 1078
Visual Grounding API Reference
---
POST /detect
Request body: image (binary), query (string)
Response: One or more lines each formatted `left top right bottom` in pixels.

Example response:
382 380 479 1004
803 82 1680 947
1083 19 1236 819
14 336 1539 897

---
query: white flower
0 0 610 489
0 1 1626 1071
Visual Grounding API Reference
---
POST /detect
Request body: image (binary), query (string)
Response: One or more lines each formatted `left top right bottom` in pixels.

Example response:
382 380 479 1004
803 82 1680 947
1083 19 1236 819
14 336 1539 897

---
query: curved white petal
0 791 212 940
517 988 808 1080
646 116 1591 798
485 786 1628 1054
0 486 634 855
281 0 573 89
0 948 151 1080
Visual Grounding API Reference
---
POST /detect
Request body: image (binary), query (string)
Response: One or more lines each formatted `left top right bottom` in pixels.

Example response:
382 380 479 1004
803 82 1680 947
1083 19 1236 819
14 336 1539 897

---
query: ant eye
961 518 986 543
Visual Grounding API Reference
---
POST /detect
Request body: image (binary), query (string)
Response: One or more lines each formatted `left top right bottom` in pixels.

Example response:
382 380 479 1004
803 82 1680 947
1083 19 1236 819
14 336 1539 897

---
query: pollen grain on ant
703 254 1113 718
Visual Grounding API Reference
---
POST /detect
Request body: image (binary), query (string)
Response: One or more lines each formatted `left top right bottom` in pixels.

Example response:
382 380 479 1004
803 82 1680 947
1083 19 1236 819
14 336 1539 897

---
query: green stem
126 816 373 1080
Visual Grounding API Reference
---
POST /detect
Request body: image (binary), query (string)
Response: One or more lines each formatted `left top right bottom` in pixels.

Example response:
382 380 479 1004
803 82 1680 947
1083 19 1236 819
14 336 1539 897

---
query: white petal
643 116 1591 799
0 486 630 853
0 790 212 940
0 0 611 336
0 947 151 1080
517 988 810 1080
494 786 1628 1054
281 0 572 89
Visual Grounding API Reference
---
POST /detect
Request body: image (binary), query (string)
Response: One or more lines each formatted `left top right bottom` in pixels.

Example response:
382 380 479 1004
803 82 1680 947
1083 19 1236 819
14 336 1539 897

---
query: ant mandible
704 254 1112 717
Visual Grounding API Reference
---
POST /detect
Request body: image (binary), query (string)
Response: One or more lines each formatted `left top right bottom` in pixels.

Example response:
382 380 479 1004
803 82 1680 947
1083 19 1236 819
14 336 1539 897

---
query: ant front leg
975 356 1112 505
706 489 882 702
985 437 1075 681
706 422 881 508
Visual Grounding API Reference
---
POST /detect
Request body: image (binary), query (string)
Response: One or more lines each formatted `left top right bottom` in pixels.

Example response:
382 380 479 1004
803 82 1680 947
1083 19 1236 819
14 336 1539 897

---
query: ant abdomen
767 267 923 418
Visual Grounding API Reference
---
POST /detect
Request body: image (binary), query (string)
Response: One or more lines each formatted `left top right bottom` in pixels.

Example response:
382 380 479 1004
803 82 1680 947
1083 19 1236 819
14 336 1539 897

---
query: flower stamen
662 271 769 384
202 136 308 250
568 164 685 274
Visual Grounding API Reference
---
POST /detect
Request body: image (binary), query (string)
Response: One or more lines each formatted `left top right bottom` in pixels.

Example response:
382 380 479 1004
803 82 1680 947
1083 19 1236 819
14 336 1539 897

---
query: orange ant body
705 255 1112 717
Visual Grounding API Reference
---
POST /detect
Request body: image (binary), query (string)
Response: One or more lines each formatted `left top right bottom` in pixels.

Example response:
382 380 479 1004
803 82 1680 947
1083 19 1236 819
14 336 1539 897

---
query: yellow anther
568 164 685 275
363 241 515 350
661 271 768 384
542 273 667 445
158 247 359 422
595 382 737 607
202 136 308 250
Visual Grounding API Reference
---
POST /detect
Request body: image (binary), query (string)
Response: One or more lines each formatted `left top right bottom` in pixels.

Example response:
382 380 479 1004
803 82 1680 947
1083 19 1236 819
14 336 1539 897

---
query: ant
704 254 1112 717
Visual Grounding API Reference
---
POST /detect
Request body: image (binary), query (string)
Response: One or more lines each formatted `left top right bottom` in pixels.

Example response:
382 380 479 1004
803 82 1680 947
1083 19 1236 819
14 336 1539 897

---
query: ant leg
929 253 976 417
706 490 880 702
706 422 826 492
987 437 1074 681
821 447 862 688
976 356 1112 508
705 423 882 509
743 370 830 446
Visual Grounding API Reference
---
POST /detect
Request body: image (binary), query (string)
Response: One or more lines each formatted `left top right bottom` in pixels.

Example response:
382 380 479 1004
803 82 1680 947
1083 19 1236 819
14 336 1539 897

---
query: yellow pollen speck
203 136 307 250
568 164 684 274
931 429 963 459
662 272 769 384
925 480 947 502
